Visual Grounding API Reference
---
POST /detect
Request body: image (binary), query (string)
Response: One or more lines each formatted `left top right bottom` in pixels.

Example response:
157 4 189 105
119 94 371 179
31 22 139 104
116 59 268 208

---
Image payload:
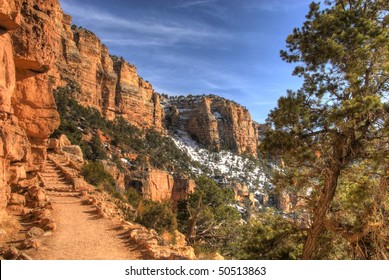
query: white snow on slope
170 130 270 193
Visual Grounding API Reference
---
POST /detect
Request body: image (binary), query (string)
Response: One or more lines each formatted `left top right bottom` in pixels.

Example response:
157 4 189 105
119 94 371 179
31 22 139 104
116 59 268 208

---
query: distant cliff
165 95 259 157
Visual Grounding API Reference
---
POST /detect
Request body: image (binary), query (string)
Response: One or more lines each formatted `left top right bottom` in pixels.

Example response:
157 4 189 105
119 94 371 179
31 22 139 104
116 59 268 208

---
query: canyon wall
112 57 163 130
129 169 195 203
166 96 259 157
49 10 163 130
0 0 60 208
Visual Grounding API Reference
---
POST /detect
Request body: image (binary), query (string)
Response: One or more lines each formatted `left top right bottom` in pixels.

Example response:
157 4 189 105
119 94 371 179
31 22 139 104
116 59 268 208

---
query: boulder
6 204 28 214
18 238 41 250
27 185 46 203
3 246 19 260
26 226 44 238
8 193 26 206
7 164 26 184
43 222 56 231
47 138 60 150
61 145 84 162
17 175 39 188
58 134 71 147
169 246 196 260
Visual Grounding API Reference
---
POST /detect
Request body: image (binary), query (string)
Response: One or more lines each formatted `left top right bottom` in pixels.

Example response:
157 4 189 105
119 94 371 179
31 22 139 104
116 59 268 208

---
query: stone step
43 180 69 185
45 187 74 192
41 168 61 173
42 159 78 194
41 173 67 178
44 169 60 173
47 191 80 198
41 175 68 180
41 169 62 173
44 182 71 186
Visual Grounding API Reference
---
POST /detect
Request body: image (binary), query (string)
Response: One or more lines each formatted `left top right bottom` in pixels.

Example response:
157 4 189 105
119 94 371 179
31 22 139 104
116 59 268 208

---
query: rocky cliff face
4 0 162 130
128 168 195 203
60 27 118 121
49 10 163 129
166 95 259 157
112 57 163 130
0 0 60 208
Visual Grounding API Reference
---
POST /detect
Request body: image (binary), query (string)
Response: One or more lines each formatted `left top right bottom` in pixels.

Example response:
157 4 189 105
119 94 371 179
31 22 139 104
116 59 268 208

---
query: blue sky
60 0 312 123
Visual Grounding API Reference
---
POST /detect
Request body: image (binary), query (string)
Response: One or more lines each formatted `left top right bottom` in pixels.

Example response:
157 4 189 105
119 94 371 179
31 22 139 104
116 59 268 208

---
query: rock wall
55 25 118 120
45 5 163 129
113 57 163 130
139 169 195 203
1 0 60 209
3 0 163 130
167 96 259 157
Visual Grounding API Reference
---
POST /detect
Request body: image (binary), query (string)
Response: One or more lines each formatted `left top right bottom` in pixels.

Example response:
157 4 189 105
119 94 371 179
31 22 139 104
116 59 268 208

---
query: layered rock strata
166 96 259 157
40 2 164 130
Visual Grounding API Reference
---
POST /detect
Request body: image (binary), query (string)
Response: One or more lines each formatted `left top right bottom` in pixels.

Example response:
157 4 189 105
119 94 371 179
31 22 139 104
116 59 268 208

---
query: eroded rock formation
167 95 259 157
45 7 164 129
113 57 163 130
129 168 195 203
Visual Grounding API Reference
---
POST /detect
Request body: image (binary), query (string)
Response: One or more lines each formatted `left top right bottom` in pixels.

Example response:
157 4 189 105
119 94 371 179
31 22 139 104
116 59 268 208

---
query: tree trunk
186 217 197 245
185 195 203 245
302 165 341 259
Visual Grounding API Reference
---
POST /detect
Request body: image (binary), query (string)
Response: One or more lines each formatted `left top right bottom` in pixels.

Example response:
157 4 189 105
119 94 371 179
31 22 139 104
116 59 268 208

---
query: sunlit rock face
167 95 259 158
0 0 60 208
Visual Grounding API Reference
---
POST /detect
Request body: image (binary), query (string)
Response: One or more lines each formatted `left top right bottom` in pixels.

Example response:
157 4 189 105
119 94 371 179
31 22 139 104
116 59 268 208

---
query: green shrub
125 188 143 208
135 200 177 234
81 161 121 198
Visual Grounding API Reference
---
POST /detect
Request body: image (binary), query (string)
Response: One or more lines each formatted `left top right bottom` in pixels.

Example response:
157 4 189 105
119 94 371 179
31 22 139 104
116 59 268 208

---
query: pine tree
261 0 388 259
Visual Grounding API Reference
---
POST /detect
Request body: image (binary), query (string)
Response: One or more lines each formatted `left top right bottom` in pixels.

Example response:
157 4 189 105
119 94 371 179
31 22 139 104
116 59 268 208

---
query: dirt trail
28 160 142 260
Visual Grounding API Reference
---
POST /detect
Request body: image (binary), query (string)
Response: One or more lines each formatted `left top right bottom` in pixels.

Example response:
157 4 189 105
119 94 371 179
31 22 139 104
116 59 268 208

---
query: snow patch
170 130 270 191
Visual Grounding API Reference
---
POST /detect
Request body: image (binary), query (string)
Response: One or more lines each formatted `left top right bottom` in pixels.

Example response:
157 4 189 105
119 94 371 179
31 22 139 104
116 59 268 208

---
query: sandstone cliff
7 0 258 156
128 169 195 203
166 95 259 157
1 0 60 209
112 57 163 130
47 8 163 130
3 0 162 130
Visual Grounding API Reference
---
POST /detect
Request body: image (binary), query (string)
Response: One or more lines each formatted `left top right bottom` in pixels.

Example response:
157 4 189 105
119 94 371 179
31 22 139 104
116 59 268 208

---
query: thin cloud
175 0 219 9
61 2 230 47
245 0 309 12
175 0 229 22
101 38 168 47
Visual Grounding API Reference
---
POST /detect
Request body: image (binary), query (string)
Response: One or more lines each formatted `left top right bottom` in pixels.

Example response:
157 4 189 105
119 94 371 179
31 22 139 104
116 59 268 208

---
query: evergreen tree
261 0 388 259
178 176 240 247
